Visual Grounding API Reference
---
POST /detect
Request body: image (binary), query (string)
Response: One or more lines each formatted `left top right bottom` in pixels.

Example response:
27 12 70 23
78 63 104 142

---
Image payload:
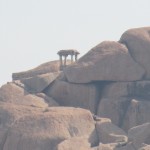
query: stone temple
57 49 80 70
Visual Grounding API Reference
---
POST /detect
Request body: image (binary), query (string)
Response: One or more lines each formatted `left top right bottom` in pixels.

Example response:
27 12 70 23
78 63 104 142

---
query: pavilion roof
57 49 80 55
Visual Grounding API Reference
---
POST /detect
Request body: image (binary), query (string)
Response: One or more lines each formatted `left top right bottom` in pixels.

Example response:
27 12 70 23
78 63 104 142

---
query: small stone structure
57 49 80 70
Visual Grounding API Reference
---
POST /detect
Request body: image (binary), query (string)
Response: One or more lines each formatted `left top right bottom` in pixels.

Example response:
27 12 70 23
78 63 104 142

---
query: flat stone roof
57 49 80 55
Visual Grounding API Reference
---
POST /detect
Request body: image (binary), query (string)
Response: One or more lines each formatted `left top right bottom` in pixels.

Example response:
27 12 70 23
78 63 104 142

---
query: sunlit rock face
20 72 60 93
0 105 98 150
12 60 61 80
0 83 48 108
120 27 150 79
128 122 150 149
64 41 145 83
45 79 101 113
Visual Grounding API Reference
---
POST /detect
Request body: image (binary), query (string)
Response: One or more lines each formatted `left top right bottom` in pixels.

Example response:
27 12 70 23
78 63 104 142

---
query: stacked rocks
0 27 150 150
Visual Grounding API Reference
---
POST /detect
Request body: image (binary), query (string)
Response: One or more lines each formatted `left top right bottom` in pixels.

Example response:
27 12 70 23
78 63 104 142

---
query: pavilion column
64 55 67 66
59 55 63 66
57 50 80 70
71 54 73 63
75 54 78 62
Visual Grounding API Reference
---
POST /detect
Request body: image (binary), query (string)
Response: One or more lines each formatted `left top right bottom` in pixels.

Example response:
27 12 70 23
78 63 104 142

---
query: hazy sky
0 0 150 86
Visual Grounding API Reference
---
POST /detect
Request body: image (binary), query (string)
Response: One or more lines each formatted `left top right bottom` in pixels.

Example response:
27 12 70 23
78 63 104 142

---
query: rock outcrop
97 80 150 130
21 72 59 93
56 137 91 150
36 93 59 107
0 83 49 108
45 79 101 113
120 27 150 79
95 118 128 144
12 60 61 80
139 145 150 150
128 122 150 149
0 106 98 150
64 41 145 83
97 97 130 127
0 27 150 149
123 99 150 131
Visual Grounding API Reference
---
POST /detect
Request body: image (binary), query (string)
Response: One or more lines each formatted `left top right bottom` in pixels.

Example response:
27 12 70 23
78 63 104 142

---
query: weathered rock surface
123 99 150 131
56 137 91 150
97 81 150 129
1 27 150 150
100 82 134 98
128 122 150 149
64 41 145 83
97 97 130 127
139 145 150 150
93 141 135 150
21 72 59 93
134 81 150 99
0 101 43 149
95 118 127 144
1 107 98 150
0 83 48 108
97 82 133 127
45 79 101 113
36 93 59 106
97 143 116 150
99 81 150 100
96 143 134 150
120 27 150 79
115 142 135 150
12 60 61 80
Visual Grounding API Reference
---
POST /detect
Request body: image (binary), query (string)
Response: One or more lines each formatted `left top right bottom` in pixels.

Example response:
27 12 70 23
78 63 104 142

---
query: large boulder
120 27 150 79
64 41 145 83
2 107 98 150
122 99 150 131
139 145 150 150
114 143 135 150
97 81 150 128
128 122 150 149
134 81 150 99
98 81 150 100
95 118 127 144
97 82 132 126
21 72 59 93
97 143 116 150
45 80 101 113
0 83 48 108
0 102 43 149
94 143 135 150
56 137 91 150
36 93 59 107
12 60 61 80
93 141 135 150
97 97 130 127
96 143 135 150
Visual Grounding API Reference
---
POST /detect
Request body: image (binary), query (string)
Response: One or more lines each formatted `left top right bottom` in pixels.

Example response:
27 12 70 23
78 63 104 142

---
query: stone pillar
71 54 73 63
64 55 67 66
75 54 78 62
59 55 63 66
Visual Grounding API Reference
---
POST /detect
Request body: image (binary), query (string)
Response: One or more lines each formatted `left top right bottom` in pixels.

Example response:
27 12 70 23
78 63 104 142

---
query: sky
0 0 150 86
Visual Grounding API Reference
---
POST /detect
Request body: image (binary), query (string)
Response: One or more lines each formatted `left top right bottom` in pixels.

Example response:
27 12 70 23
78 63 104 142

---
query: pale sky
0 0 150 86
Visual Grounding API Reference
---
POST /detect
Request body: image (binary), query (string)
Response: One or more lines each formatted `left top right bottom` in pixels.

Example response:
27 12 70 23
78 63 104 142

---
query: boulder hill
0 27 150 150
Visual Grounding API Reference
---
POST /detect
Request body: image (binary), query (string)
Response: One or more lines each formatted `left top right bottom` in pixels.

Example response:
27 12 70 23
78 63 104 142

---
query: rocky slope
0 27 150 150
